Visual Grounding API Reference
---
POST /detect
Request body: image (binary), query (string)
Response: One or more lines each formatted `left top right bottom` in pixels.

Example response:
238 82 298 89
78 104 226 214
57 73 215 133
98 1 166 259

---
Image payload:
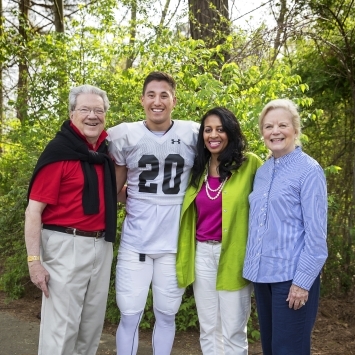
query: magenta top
195 176 222 242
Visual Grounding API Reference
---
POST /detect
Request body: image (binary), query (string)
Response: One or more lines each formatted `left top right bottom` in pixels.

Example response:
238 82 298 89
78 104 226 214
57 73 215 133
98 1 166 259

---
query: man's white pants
193 241 252 355
38 229 113 355
115 247 184 315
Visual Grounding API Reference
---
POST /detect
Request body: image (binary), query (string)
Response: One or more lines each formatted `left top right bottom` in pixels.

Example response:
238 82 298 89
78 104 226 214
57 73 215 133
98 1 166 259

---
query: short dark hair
190 107 247 188
142 71 176 95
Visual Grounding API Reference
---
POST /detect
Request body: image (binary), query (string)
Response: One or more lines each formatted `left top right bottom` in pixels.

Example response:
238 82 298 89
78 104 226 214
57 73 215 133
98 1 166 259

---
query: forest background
0 0 354 341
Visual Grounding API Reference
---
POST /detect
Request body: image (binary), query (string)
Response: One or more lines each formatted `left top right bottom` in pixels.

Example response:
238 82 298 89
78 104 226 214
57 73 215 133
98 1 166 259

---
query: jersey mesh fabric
107 120 199 253
108 120 199 205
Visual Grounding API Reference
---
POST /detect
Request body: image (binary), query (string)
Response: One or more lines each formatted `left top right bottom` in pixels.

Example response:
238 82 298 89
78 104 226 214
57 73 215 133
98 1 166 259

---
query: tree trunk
159 0 171 27
53 0 65 33
273 0 287 60
125 0 137 69
17 0 30 122
188 0 230 46
0 0 3 153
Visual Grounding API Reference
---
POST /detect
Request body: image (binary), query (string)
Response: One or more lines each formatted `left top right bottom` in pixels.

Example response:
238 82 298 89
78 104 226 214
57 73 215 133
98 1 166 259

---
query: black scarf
28 120 117 242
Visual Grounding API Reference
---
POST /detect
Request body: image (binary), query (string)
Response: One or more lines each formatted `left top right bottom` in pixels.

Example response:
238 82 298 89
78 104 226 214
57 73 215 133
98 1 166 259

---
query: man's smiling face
140 80 176 131
70 93 106 145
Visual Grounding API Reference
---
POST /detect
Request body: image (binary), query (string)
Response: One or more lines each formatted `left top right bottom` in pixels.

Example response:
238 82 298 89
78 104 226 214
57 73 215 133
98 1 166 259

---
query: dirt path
0 309 264 355
0 306 201 355
1 287 354 355
0 287 204 355
0 311 148 355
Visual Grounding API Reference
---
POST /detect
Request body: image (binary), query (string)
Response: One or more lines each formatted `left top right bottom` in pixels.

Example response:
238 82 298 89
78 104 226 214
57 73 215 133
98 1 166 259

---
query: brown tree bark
0 0 3 152
188 0 230 47
53 0 65 33
125 0 137 69
159 0 171 27
273 0 287 59
17 0 30 122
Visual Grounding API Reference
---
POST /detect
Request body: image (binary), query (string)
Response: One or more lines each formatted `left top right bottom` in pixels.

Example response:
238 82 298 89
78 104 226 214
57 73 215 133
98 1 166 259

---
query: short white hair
259 99 302 146
68 85 109 115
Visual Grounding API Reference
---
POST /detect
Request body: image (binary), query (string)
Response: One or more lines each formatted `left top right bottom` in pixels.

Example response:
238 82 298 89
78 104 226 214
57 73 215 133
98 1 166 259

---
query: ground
0 283 354 355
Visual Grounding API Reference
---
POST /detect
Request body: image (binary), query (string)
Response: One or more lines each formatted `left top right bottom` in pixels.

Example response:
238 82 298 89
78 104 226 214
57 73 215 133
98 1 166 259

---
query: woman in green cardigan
176 107 262 355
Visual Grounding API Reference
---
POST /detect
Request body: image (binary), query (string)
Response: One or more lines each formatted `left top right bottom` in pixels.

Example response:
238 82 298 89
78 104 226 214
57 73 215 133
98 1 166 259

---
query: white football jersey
108 120 199 205
108 120 199 253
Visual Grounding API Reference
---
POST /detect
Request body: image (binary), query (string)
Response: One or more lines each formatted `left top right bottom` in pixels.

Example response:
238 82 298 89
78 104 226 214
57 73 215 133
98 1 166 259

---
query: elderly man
25 85 117 355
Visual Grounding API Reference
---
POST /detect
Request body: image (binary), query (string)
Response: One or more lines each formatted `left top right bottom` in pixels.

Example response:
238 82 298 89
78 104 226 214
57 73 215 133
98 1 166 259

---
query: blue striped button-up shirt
243 147 328 290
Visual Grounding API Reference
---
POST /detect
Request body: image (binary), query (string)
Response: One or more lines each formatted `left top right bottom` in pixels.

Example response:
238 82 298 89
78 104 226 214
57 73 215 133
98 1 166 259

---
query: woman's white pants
193 241 252 355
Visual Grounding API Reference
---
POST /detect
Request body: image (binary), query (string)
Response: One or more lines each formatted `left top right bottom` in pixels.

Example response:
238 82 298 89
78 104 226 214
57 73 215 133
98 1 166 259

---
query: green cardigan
176 152 262 291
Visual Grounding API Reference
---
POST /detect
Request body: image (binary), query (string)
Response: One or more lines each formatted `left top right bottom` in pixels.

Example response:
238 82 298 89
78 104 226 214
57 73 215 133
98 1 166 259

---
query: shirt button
223 209 227 212
224 229 227 232
260 223 263 226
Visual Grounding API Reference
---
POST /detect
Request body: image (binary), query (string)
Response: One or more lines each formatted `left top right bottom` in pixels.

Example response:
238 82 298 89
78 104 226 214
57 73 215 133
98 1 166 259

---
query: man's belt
42 224 105 239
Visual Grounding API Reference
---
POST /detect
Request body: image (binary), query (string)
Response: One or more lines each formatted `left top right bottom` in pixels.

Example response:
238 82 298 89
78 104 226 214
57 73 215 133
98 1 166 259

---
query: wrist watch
27 255 40 262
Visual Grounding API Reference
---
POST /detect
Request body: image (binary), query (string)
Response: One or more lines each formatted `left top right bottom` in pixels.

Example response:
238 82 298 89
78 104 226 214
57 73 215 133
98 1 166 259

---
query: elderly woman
243 99 328 355
177 107 262 355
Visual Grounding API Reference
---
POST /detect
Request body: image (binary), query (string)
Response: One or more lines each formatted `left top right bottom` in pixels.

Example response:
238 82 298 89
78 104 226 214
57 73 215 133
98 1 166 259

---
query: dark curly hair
190 107 247 188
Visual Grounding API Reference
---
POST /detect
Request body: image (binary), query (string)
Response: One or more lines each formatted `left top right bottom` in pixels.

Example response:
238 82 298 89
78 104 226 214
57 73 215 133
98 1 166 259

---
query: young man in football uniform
108 71 199 354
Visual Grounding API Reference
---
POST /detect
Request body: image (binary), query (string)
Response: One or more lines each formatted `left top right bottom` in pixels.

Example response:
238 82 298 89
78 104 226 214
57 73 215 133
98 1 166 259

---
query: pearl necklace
204 161 226 200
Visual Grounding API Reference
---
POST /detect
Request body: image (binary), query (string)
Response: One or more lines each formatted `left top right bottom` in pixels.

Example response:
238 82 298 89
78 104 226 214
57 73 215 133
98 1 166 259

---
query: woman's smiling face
262 108 297 158
203 114 229 158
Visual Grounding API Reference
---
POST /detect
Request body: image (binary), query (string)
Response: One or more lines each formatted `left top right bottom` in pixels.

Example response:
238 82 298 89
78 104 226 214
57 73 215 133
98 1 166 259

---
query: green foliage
105 205 126 324
0 184 29 298
175 286 199 331
140 289 155 329
248 294 261 343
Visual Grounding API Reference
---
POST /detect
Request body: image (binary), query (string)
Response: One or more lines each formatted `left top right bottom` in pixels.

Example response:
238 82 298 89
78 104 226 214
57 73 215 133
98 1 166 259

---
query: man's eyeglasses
74 108 105 115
